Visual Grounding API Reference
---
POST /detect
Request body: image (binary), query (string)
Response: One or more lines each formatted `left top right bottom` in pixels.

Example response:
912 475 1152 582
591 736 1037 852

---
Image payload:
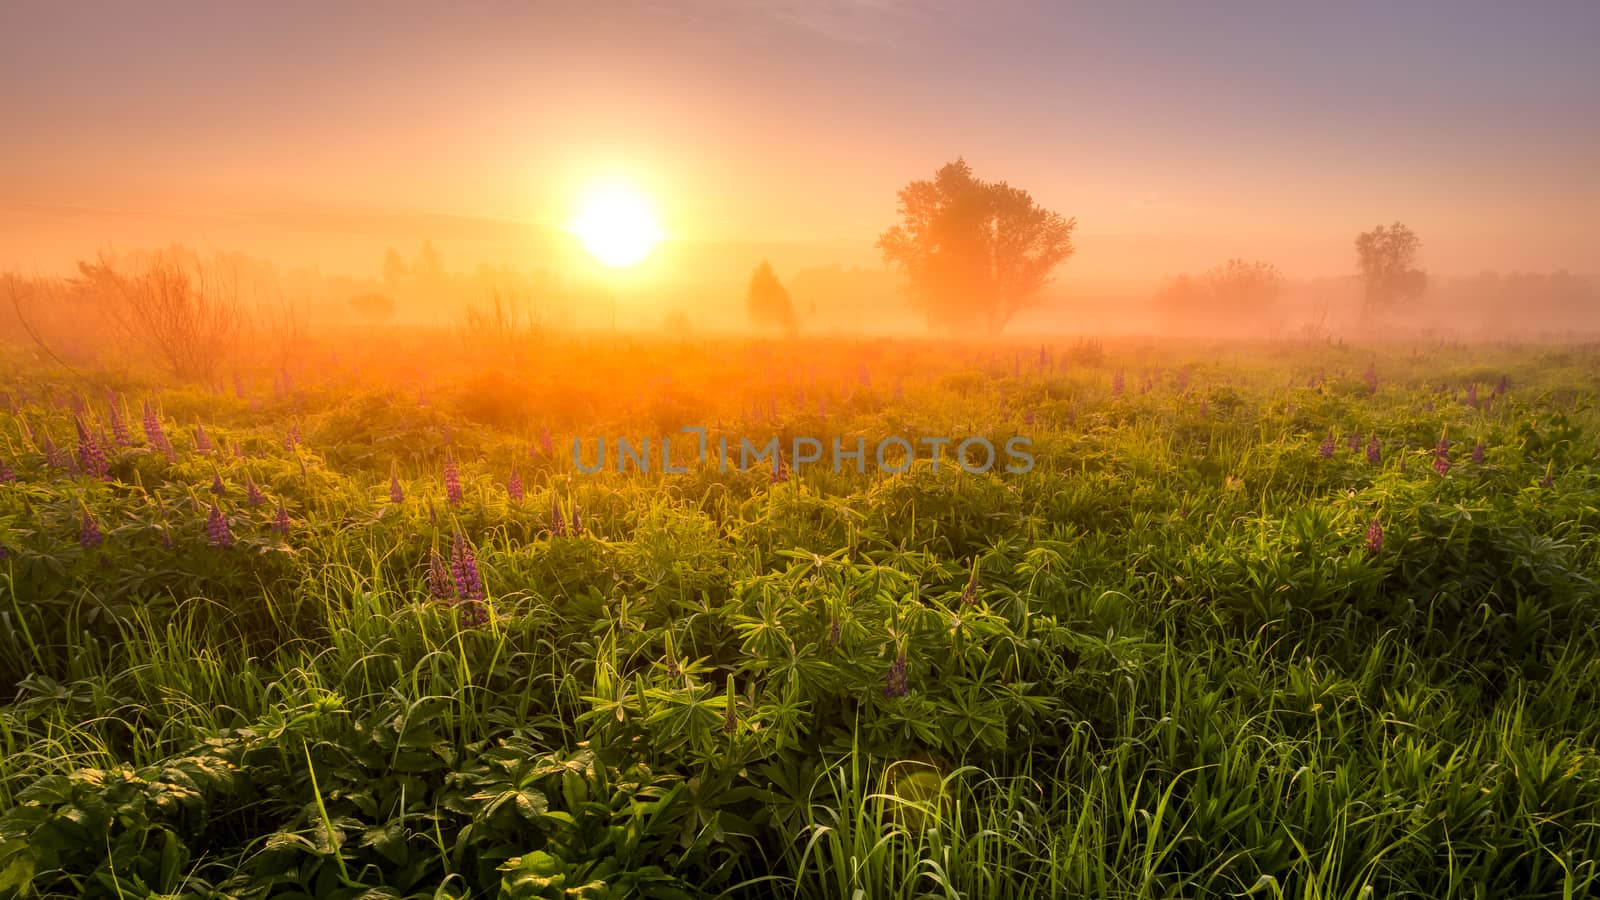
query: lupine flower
1541 467 1555 489
245 475 266 507
1366 435 1381 464
389 471 404 504
1365 515 1383 554
427 498 437 527
284 425 301 451
194 423 214 454
884 649 909 699
0 542 8 561
0 457 14 482
1319 430 1336 459
571 504 584 535
1111 369 1124 396
1424 401 1434 413
142 401 175 460
550 498 567 537
426 548 454 601
1494 375 1509 397
1471 441 1485 465
826 618 841 651
770 455 789 484
443 452 462 505
42 433 68 470
76 417 109 480
106 394 132 446
1465 383 1478 408
206 502 234 547
1364 362 1378 395
450 532 485 602
211 473 227 496
960 576 978 606
79 508 103 549
1433 437 1451 476
507 467 523 501
271 500 290 536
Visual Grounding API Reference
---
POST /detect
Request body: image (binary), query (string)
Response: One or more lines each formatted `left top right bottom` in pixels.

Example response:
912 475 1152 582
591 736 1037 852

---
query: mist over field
3 4 1600 900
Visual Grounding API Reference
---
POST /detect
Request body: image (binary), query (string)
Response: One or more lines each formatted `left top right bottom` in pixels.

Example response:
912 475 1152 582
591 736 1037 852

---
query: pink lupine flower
507 467 523 501
142 400 175 460
443 451 462 506
770 455 789 484
1465 382 1478 408
1433 437 1450 476
271 500 290 536
1364 362 1378 394
206 502 234 548
0 457 14 482
106 394 132 446
571 504 584 535
1471 441 1485 465
426 548 454 601
550 498 567 537
245 475 266 507
450 532 485 602
1494 375 1508 397
79 508 103 549
210 473 226 496
284 425 301 451
389 471 404 504
194 423 214 454
75 417 109 481
1366 435 1381 464
1365 515 1383 554
1319 430 1336 459
42 433 68 470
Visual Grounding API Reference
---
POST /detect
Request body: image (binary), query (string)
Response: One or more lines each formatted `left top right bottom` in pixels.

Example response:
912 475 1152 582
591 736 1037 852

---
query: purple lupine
443 451 462 506
142 400 175 461
284 425 301 451
1541 469 1555 489
106 394 132 446
1494 375 1509 397
960 575 978 606
1364 362 1378 395
1465 383 1478 408
42 434 68 470
1319 430 1336 459
826 618 841 651
426 548 454 601
1347 431 1360 453
450 532 485 602
883 649 909 699
79 508 103 549
389 471 404 504
75 417 109 481
770 455 789 484
1366 435 1381 464
571 504 584 535
507 467 524 502
1365 515 1383 554
0 457 14 483
1433 437 1451 476
210 473 227 496
1471 441 1485 465
194 423 214 454
245 476 266 507
271 500 290 536
206 502 234 548
550 498 567 537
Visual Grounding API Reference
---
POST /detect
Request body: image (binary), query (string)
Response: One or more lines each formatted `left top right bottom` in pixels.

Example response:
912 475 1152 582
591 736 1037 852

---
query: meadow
1 334 1598 899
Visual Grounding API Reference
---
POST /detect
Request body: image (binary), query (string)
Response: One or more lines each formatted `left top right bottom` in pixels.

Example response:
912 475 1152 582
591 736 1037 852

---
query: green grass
1 336 1598 898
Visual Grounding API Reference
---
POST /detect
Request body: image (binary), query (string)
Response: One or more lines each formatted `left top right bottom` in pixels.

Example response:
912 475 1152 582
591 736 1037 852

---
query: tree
877 158 1075 334
1355 222 1427 317
1154 258 1284 334
349 291 395 324
744 261 796 335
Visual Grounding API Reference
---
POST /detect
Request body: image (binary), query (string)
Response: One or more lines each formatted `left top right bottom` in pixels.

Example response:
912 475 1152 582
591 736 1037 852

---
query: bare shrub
75 250 245 382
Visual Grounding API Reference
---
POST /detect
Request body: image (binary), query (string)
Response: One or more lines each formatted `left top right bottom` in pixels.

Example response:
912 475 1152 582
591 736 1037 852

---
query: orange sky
2 1 1596 283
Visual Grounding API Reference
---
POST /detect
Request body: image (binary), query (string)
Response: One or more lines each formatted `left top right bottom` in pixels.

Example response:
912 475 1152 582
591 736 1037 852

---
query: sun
569 183 664 268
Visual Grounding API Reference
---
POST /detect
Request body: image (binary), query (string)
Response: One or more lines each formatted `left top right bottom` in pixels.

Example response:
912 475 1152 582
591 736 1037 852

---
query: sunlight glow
569 183 664 268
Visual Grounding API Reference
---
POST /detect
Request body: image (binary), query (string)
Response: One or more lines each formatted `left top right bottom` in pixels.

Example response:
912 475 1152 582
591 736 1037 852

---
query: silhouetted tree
1355 222 1427 318
745 261 796 335
878 158 1075 334
1155 258 1284 334
349 291 395 324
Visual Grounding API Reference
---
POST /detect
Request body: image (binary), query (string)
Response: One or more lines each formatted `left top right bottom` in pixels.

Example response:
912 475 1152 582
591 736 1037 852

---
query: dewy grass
0 338 1598 898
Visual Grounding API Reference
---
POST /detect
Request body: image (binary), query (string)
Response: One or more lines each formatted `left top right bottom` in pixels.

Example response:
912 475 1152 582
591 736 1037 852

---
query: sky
1 0 1596 283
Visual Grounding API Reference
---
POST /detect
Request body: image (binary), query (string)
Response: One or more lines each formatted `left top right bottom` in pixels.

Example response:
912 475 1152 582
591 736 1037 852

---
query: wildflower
427 498 438 527
1471 441 1485 465
770 455 789 484
1366 435 1381 464
1433 437 1450 476
0 457 14 482
884 649 909 699
571 504 584 535
194 423 214 454
960 577 978 606
826 618 841 651
550 498 567 537
211 473 227 496
206 502 234 548
271 500 290 536
387 470 403 504
1465 382 1478 408
1494 375 1509 397
1364 362 1378 394
1540 466 1555 489
1319 430 1336 459
1365 515 1383 554
79 508 103 549
284 425 301 451
450 532 485 602
75 417 109 481
142 400 175 461
426 548 454 601
106 394 132 446
507 467 524 502
42 433 67 470
443 451 462 506
245 475 266 507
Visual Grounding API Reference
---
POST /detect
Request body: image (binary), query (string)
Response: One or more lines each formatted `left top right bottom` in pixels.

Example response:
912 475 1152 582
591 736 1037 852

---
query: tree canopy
1355 222 1427 317
877 159 1075 334
744 260 796 335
